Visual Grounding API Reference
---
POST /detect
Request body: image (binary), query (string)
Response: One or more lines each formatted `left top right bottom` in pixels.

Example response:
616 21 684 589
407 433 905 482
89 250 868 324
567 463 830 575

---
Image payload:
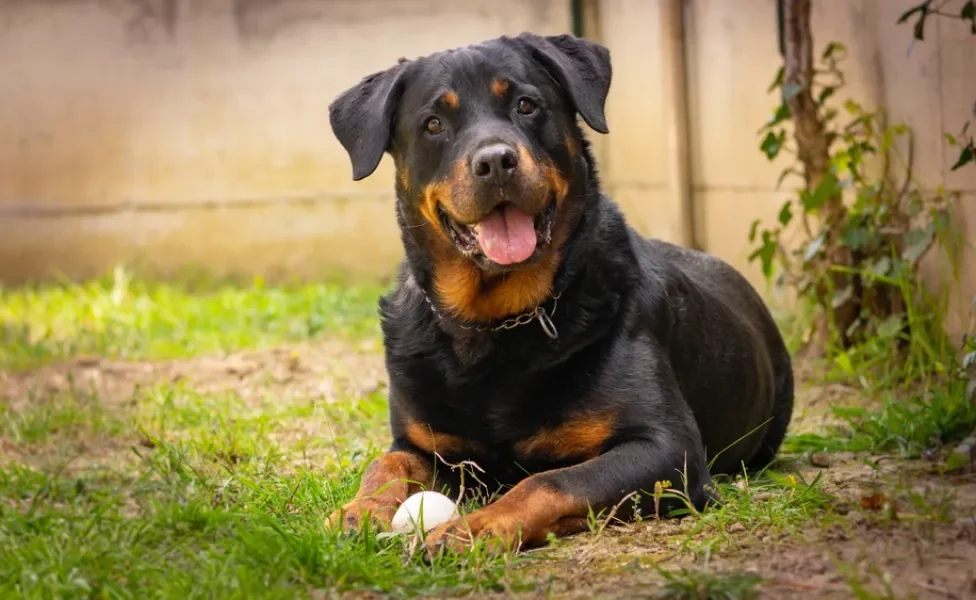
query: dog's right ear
329 64 408 181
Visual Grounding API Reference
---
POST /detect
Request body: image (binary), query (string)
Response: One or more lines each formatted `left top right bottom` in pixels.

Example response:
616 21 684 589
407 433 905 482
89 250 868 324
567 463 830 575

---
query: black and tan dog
326 33 794 554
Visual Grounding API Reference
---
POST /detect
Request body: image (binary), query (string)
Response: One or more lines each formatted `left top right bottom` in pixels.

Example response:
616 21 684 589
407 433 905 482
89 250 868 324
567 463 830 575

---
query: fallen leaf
860 492 899 520
859 493 888 511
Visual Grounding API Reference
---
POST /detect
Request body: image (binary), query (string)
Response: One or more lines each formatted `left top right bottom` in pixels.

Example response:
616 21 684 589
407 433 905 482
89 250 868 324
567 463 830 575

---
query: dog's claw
325 500 395 534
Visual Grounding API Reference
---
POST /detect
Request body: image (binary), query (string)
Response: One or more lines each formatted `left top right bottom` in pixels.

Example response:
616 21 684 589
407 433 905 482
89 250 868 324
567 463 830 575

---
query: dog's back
632 232 794 474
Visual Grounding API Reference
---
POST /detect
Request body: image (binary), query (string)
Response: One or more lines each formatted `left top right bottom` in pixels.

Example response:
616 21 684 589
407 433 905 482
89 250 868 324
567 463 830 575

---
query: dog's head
330 33 611 321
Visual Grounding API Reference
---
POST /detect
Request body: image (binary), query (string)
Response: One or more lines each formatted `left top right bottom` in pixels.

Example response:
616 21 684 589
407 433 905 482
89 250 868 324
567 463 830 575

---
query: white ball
390 491 458 533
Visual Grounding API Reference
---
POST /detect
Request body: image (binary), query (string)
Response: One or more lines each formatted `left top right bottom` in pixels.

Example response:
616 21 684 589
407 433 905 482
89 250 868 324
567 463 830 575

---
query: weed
646 465 835 559
754 34 961 352
750 19 971 475
785 379 976 457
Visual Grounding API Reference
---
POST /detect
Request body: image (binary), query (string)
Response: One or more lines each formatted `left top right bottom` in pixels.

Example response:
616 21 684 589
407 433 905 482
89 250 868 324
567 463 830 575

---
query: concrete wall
0 0 569 283
594 0 975 329
1 0 973 327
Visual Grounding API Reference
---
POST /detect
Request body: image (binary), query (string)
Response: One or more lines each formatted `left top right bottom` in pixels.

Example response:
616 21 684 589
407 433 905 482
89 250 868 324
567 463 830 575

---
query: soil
2 341 975 599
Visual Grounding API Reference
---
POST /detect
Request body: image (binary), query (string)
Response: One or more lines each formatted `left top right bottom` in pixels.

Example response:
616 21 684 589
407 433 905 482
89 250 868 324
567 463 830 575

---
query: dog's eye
516 98 537 115
425 117 444 135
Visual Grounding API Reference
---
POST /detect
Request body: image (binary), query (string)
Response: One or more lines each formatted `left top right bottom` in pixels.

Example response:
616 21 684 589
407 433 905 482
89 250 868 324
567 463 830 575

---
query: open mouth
439 199 556 266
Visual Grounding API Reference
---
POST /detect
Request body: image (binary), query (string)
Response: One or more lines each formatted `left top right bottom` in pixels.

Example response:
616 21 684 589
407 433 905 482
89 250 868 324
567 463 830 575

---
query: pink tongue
473 205 538 265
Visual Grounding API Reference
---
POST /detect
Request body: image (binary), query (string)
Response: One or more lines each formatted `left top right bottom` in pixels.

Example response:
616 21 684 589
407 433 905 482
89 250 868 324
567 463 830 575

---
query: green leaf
767 67 785 93
843 100 862 115
946 449 972 472
748 219 761 243
913 7 930 40
909 198 924 217
876 314 904 339
903 225 935 263
896 1 934 40
821 42 846 60
830 149 852 175
961 1 975 21
842 226 868 249
817 86 836 106
881 125 909 153
932 207 951 234
945 132 958 146
760 131 785 160
801 171 840 212
760 105 791 133
834 351 854 376
778 202 793 226
769 103 791 127
897 2 930 25
882 129 895 153
950 144 974 171
748 231 778 279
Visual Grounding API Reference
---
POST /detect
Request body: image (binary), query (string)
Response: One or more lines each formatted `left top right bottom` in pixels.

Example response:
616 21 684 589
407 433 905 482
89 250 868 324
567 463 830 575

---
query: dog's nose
471 144 519 184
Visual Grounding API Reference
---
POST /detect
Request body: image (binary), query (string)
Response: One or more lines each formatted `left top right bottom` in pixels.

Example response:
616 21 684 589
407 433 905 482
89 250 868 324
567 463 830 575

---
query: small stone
727 522 747 534
810 452 832 468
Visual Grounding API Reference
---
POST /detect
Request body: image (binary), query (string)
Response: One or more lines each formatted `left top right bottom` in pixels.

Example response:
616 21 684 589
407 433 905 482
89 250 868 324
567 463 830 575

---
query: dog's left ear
512 33 612 134
329 64 408 181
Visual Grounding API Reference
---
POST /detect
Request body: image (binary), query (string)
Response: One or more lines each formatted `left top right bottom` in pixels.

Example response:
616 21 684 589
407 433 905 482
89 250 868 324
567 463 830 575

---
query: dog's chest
406 379 609 474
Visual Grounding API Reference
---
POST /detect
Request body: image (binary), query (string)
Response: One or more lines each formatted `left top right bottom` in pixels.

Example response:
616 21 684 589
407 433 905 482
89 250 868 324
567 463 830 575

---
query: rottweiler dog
326 32 794 554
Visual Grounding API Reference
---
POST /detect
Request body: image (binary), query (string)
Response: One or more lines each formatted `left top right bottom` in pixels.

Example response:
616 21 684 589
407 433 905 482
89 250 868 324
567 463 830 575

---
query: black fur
330 33 794 520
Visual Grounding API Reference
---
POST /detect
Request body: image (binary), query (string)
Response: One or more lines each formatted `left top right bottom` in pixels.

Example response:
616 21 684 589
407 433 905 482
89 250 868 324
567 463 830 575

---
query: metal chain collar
423 291 562 339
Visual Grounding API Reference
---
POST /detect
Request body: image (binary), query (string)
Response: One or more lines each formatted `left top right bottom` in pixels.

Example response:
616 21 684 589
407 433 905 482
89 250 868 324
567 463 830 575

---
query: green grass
784 378 976 457
0 368 514 597
0 450 519 599
1 388 127 446
658 469 836 557
130 381 392 474
0 273 529 597
2 271 973 598
776 258 975 459
0 388 526 598
0 268 385 370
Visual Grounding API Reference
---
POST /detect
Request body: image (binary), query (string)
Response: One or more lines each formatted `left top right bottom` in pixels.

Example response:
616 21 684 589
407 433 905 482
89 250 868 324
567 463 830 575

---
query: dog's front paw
325 499 396 533
423 508 524 555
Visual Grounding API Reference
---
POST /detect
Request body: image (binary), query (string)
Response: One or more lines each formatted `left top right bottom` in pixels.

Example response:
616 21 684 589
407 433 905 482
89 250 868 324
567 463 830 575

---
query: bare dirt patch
487 451 976 598
0 337 388 472
0 338 387 409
